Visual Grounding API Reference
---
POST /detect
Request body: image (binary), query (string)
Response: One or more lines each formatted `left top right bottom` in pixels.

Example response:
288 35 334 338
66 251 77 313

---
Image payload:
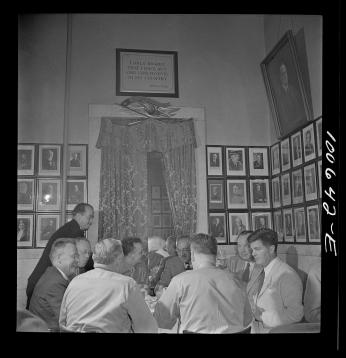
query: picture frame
153 214 161 228
271 143 280 175
317 160 322 198
250 179 270 209
18 144 35 176
116 48 179 97
294 206 307 242
37 179 61 211
208 179 225 209
162 200 171 213
273 210 284 242
68 144 87 177
228 212 249 243
292 168 304 204
227 179 247 209
251 212 272 231
207 147 223 176
18 178 35 211
283 208 294 242
226 147 246 176
38 144 61 176
152 200 161 213
260 30 312 138
302 123 316 162
17 214 34 248
304 163 318 202
315 117 322 157
272 176 281 208
151 186 161 199
249 147 269 176
281 173 292 206
291 131 303 167
280 138 291 172
307 204 320 242
67 179 87 210
209 213 227 244
162 214 172 227
36 214 60 248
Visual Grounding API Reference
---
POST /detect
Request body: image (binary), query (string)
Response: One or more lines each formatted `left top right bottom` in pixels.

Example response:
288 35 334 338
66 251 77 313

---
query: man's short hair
121 237 142 257
176 235 191 248
236 230 253 242
190 233 217 256
72 203 93 216
49 238 77 264
166 235 176 249
247 228 278 253
93 238 123 265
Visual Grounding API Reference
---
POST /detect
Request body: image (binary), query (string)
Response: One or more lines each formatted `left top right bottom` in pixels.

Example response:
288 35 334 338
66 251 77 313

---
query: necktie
242 262 250 282
257 270 265 296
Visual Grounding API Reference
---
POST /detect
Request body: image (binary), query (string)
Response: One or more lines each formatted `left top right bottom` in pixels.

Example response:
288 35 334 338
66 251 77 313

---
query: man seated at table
59 238 158 333
176 235 192 270
75 237 92 275
304 261 321 323
153 233 252 333
121 236 145 279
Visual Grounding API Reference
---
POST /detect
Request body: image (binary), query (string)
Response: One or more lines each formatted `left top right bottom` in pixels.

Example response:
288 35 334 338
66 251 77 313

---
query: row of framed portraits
18 144 88 177
18 178 87 211
208 204 320 245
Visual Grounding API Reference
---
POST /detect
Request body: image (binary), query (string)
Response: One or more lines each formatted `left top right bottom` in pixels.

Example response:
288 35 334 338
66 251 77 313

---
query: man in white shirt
59 238 158 333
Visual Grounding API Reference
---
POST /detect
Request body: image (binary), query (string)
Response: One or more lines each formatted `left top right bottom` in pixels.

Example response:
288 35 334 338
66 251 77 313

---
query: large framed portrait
271 143 280 175
227 179 247 209
208 179 225 209
272 176 281 208
68 145 87 177
307 205 320 242
280 138 291 172
294 206 307 242
290 131 303 167
250 179 270 209
315 118 322 157
317 160 322 198
209 213 227 244
226 147 246 176
17 214 34 248
273 210 284 242
36 214 60 248
302 123 316 162
67 179 87 210
18 178 35 211
251 212 272 231
228 212 249 243
207 147 223 176
18 144 35 176
304 163 318 202
260 30 313 138
281 173 292 206
292 169 304 204
38 144 61 176
37 179 61 211
283 208 294 242
249 147 269 176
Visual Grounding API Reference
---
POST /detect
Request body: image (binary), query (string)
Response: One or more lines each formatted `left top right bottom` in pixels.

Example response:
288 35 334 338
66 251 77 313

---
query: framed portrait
249 147 269 176
292 169 304 204
271 143 280 175
208 179 225 209
18 178 35 211
316 118 322 157
250 179 270 209
317 160 322 198
227 179 247 209
260 30 313 138
302 123 316 162
152 200 161 213
251 212 272 231
209 213 227 244
68 145 87 176
36 214 60 248
18 144 35 176
38 144 61 176
67 179 87 210
283 208 294 242
304 163 318 202
162 200 171 213
17 214 34 248
294 206 307 242
307 205 320 242
116 48 179 97
226 147 246 176
280 138 291 172
272 176 281 208
273 210 284 242
291 131 303 167
228 213 249 243
207 147 223 176
151 186 161 199
153 214 161 227
37 179 61 211
281 173 292 206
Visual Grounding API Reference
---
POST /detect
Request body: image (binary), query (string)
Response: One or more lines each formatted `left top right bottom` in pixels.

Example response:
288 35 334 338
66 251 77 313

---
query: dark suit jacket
26 219 94 309
29 266 70 331
155 255 185 288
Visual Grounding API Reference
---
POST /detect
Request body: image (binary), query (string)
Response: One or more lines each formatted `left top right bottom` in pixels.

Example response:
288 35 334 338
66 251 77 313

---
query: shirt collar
55 266 69 281
264 256 278 276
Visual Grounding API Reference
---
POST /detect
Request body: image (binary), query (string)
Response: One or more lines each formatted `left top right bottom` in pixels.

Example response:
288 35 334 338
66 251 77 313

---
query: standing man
26 203 94 309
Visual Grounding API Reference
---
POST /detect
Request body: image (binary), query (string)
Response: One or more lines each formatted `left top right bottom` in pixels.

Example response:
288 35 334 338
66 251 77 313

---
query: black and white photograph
207 147 223 176
280 138 291 172
252 212 272 230
227 180 247 209
18 144 35 176
307 205 320 242
292 169 304 204
249 147 268 176
36 214 60 248
281 173 291 206
250 179 270 208
318 160 322 198
208 180 224 209
18 179 35 210
294 207 306 242
272 176 281 208
17 214 34 248
228 213 249 242
68 145 87 176
271 143 280 175
273 210 284 242
67 180 87 210
304 163 318 202
209 213 226 243
37 179 61 211
226 147 246 176
283 208 294 242
316 118 322 157
38 144 61 176
291 131 303 167
302 124 316 162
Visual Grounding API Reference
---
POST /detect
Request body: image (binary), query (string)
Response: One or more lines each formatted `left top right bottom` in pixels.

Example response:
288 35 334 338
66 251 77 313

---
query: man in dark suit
29 238 79 331
253 183 266 203
229 152 243 171
26 203 94 309
210 217 224 238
